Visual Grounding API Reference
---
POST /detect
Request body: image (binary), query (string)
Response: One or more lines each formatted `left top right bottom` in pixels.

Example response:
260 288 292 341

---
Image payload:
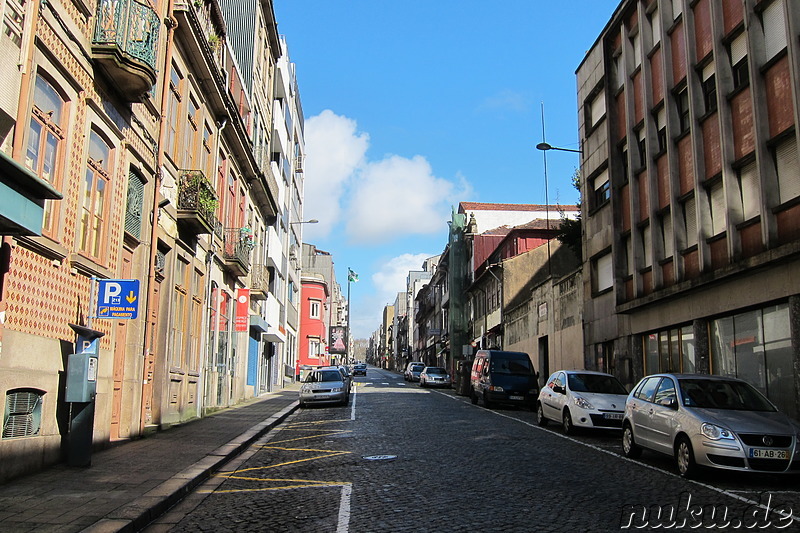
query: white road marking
336 483 352 533
350 387 357 421
461 396 800 521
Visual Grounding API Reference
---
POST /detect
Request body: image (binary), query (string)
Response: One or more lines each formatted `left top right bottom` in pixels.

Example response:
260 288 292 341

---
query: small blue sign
97 279 140 319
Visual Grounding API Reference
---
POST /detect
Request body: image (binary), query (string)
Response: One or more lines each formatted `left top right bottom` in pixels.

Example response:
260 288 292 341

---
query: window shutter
651 9 661 46
730 33 747 65
672 0 682 19
710 183 726 235
594 169 609 192
738 161 760 220
590 91 606 127
776 139 800 203
125 170 145 239
702 61 715 82
763 0 786 62
684 197 697 247
597 253 613 291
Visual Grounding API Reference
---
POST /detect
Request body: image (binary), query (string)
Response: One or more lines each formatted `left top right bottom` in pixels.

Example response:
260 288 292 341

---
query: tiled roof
459 201 579 212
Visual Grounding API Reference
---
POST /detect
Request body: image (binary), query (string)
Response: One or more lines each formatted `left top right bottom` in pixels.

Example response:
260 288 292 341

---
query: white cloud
479 89 531 113
371 252 433 305
302 110 368 240
345 155 461 243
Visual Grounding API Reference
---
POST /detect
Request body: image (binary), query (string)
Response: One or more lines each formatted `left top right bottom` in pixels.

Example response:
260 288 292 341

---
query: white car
537 370 629 434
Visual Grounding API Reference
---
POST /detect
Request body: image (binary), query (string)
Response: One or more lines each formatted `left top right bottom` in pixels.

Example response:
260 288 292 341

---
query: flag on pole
348 268 359 282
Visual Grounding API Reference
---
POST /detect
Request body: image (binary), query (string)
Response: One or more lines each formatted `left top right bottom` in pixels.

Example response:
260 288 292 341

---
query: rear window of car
490 357 533 375
303 370 342 383
412 365 424 371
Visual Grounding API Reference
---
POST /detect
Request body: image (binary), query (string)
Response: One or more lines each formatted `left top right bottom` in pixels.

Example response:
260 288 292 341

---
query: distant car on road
404 362 425 382
353 363 367 376
299 368 349 407
622 373 800 477
419 367 452 388
536 370 628 434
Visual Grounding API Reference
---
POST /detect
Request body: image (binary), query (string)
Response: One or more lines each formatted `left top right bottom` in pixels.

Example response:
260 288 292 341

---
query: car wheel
536 402 548 427
470 388 479 405
675 436 698 478
483 392 493 408
622 423 642 459
562 409 575 435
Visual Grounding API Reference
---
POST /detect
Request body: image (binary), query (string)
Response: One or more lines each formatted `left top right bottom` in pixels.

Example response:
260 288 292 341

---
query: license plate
509 395 524 401
749 448 789 460
604 413 623 420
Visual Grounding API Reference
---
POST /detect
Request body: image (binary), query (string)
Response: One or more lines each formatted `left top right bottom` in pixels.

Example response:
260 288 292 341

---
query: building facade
578 0 800 418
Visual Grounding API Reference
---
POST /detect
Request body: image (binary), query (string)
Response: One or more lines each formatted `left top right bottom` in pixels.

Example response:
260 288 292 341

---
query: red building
298 273 330 374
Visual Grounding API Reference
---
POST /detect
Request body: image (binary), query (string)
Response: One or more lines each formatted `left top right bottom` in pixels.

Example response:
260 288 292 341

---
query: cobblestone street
149 368 800 532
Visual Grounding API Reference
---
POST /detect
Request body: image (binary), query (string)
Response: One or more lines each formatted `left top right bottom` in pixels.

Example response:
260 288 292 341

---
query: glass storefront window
710 316 736 377
645 333 659 375
680 325 695 373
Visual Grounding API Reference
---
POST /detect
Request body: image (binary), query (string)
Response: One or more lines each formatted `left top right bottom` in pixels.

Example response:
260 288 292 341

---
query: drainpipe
139 3 178 434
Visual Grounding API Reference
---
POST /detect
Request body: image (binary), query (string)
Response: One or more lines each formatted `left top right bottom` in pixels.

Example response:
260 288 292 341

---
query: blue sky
274 1 618 339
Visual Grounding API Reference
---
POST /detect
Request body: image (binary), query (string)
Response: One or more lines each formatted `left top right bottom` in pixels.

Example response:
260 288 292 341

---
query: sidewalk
0 385 301 533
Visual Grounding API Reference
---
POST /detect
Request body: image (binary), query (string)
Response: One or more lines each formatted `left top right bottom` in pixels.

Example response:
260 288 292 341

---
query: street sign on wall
96 279 140 319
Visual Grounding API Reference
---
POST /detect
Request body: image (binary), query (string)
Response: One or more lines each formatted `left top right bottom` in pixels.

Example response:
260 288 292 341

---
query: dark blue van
470 350 539 409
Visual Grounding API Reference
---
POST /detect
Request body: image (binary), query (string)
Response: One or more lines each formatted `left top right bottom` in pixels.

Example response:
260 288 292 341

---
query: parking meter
66 324 105 467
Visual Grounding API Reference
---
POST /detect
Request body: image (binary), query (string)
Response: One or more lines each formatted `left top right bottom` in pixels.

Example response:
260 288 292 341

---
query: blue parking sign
96 279 140 319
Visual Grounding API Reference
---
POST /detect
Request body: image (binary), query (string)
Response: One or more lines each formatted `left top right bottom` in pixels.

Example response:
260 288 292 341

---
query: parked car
404 362 425 382
419 367 452 388
622 373 800 477
299 368 349 407
353 363 367 376
318 365 352 394
536 371 629 434
470 350 539 409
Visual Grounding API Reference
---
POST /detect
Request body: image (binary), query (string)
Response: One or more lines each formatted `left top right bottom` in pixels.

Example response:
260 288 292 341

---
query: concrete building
577 0 800 418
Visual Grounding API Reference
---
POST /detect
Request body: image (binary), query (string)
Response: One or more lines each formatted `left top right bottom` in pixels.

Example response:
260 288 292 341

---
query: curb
81 400 300 533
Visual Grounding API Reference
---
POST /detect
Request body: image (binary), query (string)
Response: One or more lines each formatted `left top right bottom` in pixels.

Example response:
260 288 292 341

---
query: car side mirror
659 397 678 409
553 385 565 395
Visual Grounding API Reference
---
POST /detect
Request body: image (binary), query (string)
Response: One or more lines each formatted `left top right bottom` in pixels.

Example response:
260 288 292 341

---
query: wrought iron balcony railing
222 227 253 275
176 170 218 234
92 0 159 101
249 263 269 300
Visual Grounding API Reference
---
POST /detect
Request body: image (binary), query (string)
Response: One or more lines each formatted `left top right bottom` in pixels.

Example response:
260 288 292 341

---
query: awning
0 151 62 236
249 315 269 333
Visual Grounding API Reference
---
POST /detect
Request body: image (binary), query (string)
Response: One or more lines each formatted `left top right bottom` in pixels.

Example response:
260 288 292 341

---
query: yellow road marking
202 482 351 494
218 450 351 476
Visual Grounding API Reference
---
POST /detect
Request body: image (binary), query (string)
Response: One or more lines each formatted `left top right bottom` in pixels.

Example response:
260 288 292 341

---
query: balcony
250 264 270 301
222 227 253 276
176 170 218 235
91 0 159 101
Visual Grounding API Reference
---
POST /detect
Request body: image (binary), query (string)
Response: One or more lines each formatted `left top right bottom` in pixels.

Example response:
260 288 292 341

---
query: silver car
299 368 349 407
622 373 800 477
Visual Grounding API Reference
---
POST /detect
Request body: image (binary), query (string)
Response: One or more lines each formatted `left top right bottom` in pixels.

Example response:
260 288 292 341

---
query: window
653 378 676 405
26 74 66 234
593 169 610 208
172 258 189 367
676 87 690 134
762 0 786 62
701 62 717 114
309 337 320 358
620 143 629 183
637 127 647 167
644 327 695 374
710 303 795 419
631 32 641 69
184 95 200 168
612 52 624 90
79 130 112 259
594 252 612 293
661 213 674 258
125 169 145 239
729 33 748 91
773 137 800 204
3 0 25 46
166 65 182 157
682 196 698 248
624 235 633 276
588 90 606 130
641 224 652 267
310 299 321 319
201 122 212 174
656 107 667 152
707 182 725 236
3 389 43 438
634 376 661 401
737 161 760 220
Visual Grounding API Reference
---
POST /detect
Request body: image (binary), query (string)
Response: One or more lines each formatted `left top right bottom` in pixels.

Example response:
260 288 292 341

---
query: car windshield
490 357 533 375
679 378 776 412
303 370 342 383
568 373 628 394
